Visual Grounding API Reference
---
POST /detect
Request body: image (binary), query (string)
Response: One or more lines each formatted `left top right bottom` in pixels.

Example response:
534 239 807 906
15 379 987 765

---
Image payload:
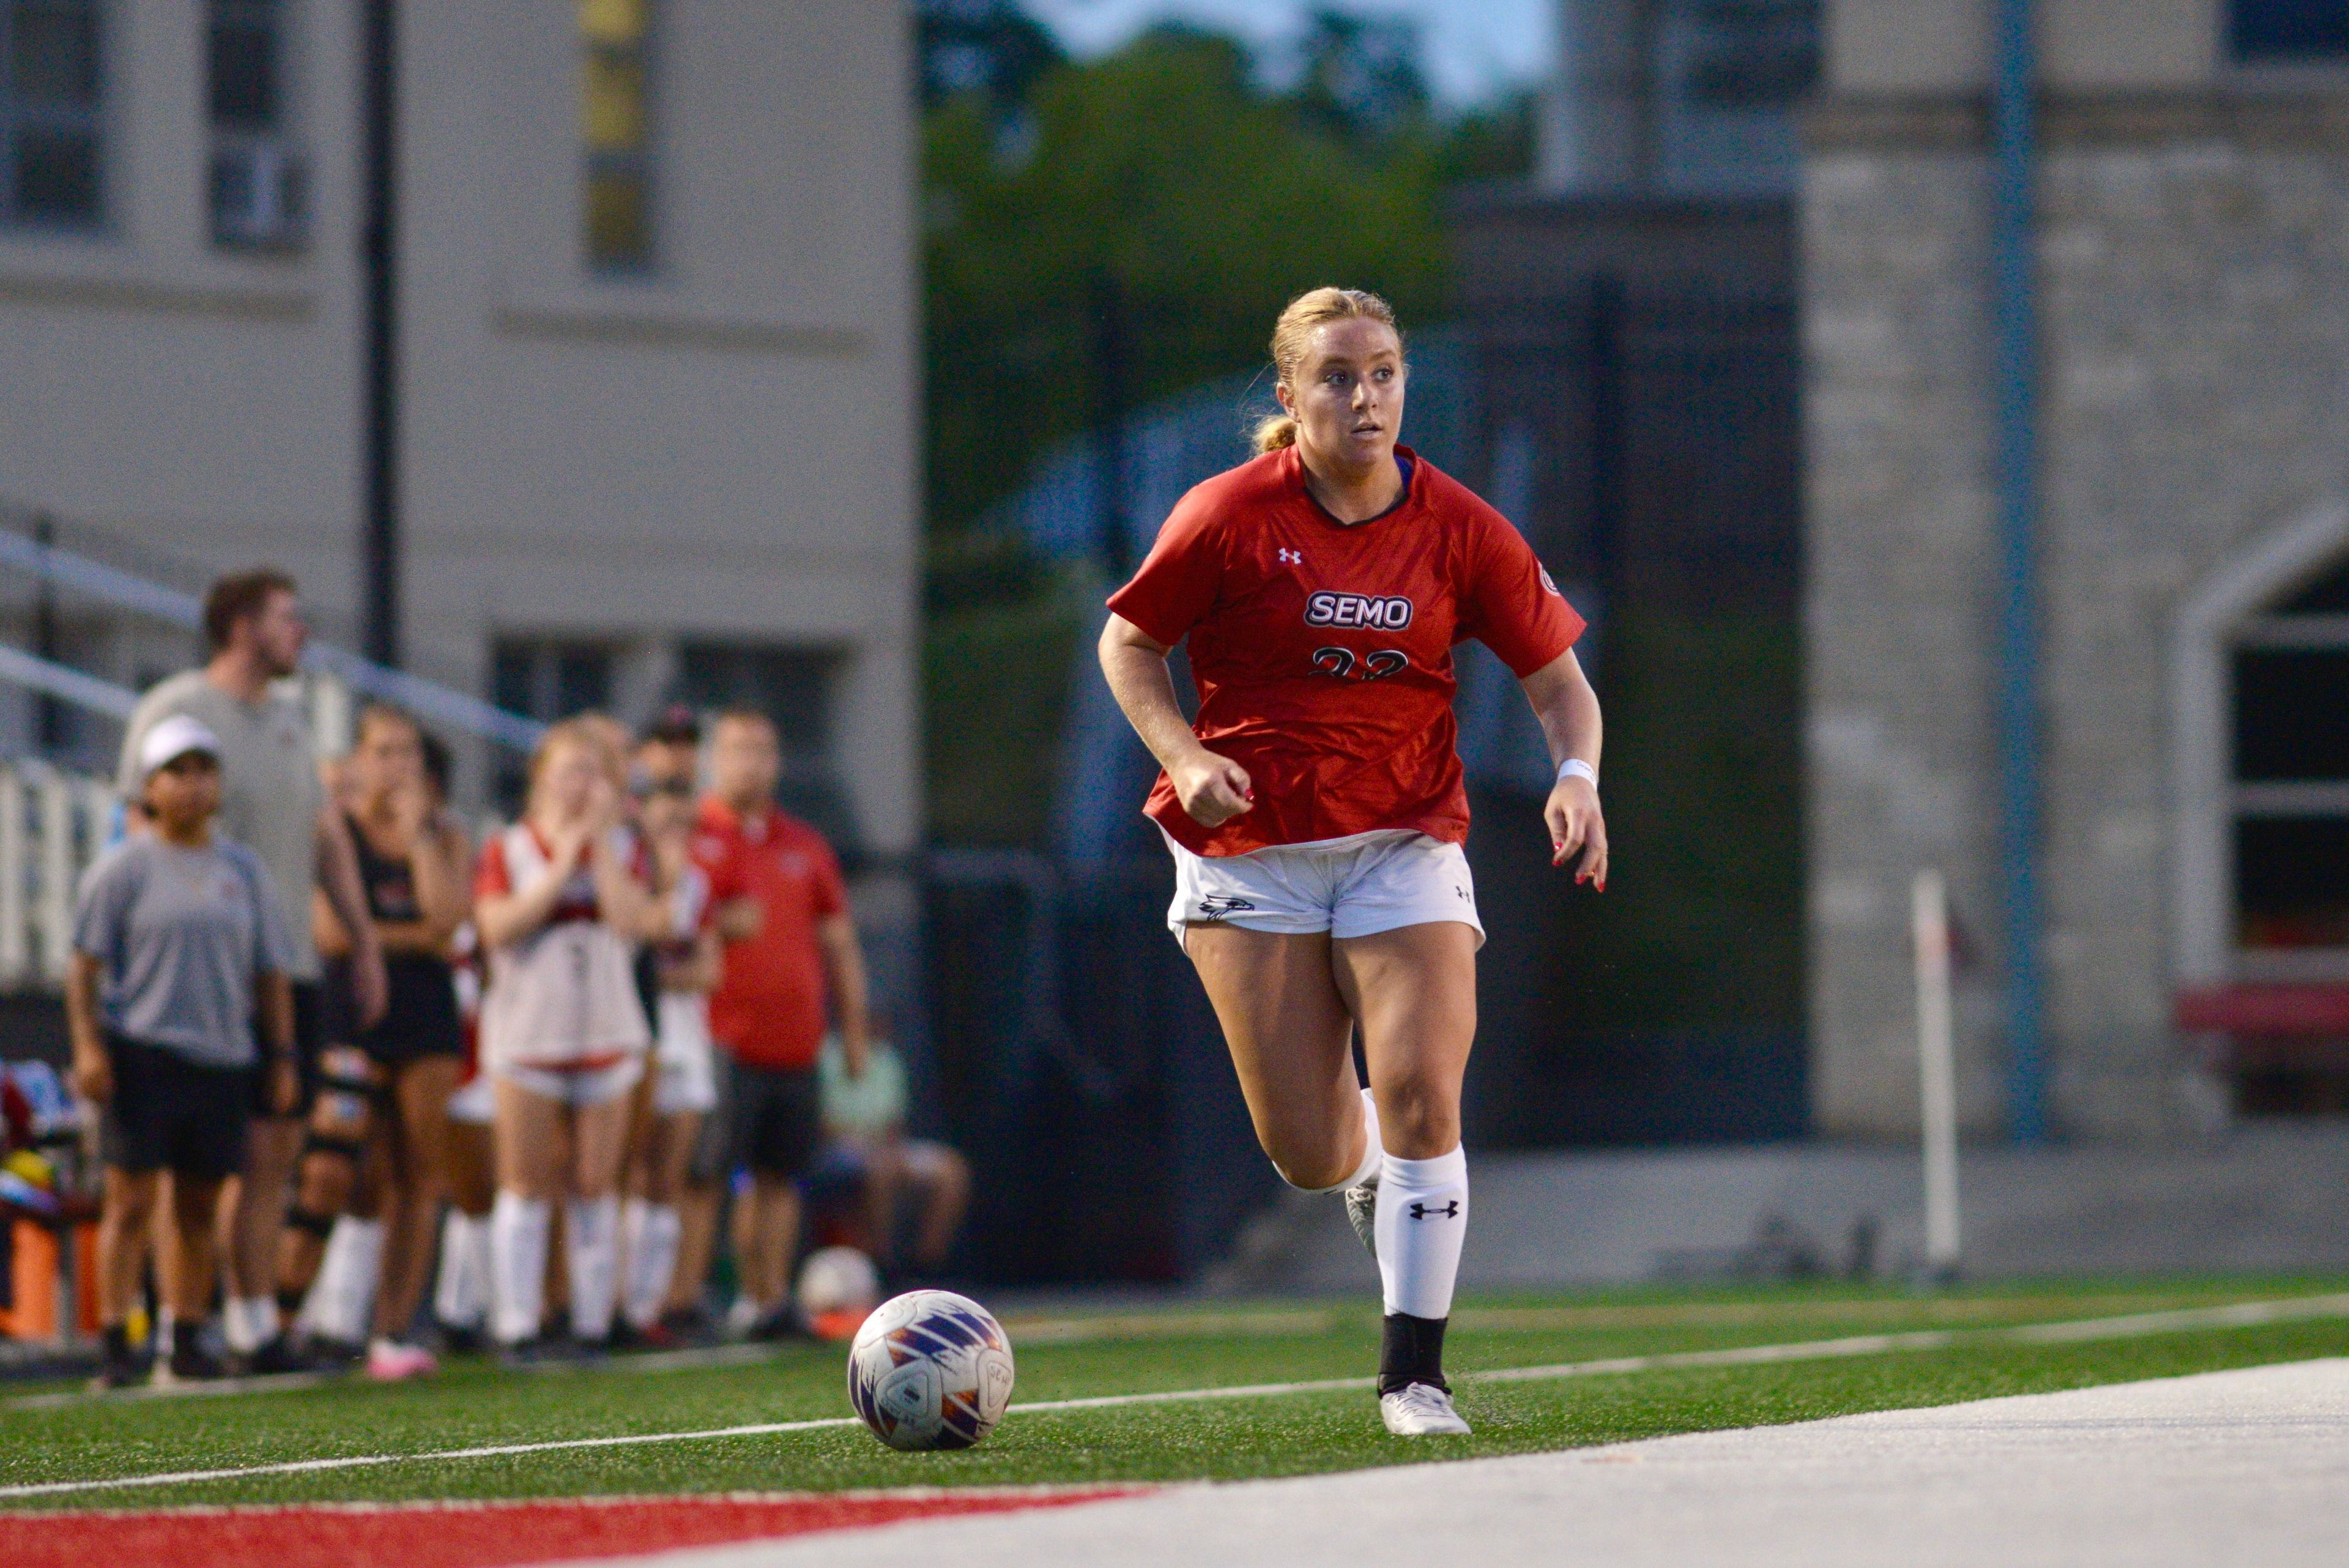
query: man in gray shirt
73 715 297 1386
116 569 387 1367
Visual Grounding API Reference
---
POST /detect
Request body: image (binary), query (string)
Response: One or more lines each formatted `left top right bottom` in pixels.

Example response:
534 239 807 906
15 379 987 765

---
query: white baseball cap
139 714 222 778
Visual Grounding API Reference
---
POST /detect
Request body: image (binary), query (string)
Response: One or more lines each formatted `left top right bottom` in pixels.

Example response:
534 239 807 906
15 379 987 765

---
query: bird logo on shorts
1197 894 1256 921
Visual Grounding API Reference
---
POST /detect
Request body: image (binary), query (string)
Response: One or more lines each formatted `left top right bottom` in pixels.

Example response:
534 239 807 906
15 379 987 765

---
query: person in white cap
116 568 387 1373
70 716 299 1389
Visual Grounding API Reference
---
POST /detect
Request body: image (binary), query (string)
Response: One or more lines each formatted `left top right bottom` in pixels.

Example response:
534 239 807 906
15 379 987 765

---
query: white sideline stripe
5 1291 2345 1503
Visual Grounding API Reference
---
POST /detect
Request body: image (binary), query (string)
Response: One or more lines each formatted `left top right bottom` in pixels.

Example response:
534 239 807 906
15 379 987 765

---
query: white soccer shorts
493 1053 645 1108
651 994 719 1117
1162 828 1485 949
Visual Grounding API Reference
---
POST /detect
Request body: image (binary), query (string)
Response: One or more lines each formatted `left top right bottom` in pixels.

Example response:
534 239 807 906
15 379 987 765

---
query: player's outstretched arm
1097 614 1253 828
1519 648 1608 890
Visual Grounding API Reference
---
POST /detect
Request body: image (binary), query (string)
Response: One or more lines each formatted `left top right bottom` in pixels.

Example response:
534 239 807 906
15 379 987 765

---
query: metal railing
0 759 119 989
0 526 545 754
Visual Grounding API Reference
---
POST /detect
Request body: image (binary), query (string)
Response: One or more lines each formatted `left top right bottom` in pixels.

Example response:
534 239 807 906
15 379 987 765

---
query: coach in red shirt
693 710 869 1338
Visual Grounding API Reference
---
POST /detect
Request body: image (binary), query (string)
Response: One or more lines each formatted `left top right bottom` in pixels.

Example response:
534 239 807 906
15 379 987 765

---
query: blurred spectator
314 706 471 1380
116 570 387 1372
694 711 869 1338
620 746 720 1343
626 711 731 1332
70 718 297 1388
816 1023 969 1280
474 720 667 1359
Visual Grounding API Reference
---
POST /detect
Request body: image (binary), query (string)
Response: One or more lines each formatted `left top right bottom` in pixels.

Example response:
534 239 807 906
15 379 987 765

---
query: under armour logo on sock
1278 548 1303 564
1408 1200 1461 1221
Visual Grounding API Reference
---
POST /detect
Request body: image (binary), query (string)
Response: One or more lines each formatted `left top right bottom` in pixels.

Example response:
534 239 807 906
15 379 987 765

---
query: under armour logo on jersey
1278 548 1303 565
1408 1201 1461 1221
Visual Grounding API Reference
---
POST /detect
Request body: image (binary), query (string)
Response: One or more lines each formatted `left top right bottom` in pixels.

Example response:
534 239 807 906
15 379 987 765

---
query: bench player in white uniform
429 921 497 1344
473 719 672 1356
619 767 719 1339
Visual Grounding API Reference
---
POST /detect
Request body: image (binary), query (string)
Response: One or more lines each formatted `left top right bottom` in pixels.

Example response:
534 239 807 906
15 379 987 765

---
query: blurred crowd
62 569 967 1389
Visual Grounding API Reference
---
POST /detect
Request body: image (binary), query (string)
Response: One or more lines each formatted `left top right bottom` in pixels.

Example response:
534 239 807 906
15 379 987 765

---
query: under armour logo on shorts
1277 548 1302 565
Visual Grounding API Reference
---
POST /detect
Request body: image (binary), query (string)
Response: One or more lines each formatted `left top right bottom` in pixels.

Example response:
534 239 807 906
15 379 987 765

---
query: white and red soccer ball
797 1246 882 1341
847 1290 1015 1451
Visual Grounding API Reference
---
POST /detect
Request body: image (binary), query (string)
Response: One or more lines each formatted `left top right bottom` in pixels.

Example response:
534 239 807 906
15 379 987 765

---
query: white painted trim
2234 781 2349 817
2170 502 2349 986
2235 615 2349 649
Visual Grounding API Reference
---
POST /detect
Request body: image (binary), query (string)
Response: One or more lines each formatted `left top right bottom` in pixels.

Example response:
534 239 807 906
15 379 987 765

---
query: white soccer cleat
1380 1381 1471 1436
1343 1181 1379 1261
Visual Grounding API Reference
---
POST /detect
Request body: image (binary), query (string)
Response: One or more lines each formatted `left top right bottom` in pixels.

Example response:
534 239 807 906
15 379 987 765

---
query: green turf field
5 1278 2347 1511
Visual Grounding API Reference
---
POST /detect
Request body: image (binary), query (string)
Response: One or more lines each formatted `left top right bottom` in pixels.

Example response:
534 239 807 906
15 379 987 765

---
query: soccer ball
847 1290 1015 1451
796 1246 881 1340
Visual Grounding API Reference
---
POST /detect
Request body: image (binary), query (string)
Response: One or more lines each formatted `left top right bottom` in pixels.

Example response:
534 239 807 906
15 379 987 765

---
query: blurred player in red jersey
1099 287 1608 1437
693 711 869 1339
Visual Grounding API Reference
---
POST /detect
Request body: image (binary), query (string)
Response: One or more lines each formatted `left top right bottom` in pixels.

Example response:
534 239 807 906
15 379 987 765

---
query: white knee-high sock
225 1293 280 1354
622 1198 683 1331
490 1191 552 1345
1372 1147 1469 1320
435 1210 492 1330
298 1217 382 1344
566 1194 622 1343
297 1221 355 1339
335 1219 385 1343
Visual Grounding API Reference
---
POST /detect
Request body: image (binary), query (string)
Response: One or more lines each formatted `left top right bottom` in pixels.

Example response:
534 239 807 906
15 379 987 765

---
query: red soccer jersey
1105 445 1584 857
691 797 847 1071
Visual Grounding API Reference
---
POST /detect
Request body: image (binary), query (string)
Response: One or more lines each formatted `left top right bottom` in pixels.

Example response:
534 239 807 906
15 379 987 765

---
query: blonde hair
527 716 623 800
1252 287 1405 455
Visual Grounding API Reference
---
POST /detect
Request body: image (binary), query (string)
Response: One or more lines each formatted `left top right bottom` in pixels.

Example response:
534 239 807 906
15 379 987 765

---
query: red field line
0 1487 1149 1568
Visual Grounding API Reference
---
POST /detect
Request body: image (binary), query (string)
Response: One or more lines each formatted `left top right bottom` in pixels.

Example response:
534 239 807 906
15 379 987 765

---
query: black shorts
100 1035 254 1182
329 956 466 1072
724 1061 821 1179
250 979 327 1120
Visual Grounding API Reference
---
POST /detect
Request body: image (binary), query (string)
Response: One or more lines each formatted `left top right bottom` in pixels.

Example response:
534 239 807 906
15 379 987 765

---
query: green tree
919 22 1533 845
923 27 1450 538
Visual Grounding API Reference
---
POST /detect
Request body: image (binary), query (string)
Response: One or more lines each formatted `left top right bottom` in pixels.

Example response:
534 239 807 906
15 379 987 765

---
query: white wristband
1557 758 1598 790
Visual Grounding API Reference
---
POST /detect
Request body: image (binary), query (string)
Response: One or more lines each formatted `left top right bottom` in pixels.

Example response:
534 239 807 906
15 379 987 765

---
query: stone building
1804 0 2349 1137
0 0 920 856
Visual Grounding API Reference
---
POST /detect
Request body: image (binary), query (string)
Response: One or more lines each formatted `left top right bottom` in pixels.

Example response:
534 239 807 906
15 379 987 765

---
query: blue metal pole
1991 0 2046 1145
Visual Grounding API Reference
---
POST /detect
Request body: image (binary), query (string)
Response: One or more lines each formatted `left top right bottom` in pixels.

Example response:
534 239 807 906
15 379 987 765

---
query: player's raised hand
1171 749 1255 828
1547 773 1608 890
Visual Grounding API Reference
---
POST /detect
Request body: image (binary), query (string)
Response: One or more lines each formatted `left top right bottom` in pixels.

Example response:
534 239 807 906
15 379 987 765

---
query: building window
2232 1 2349 62
0 0 105 228
491 637 615 807
2228 556 2349 973
580 0 655 272
207 0 305 249
1683 0 1820 110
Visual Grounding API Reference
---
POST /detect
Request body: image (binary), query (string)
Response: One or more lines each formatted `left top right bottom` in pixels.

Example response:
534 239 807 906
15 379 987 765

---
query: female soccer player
315 705 470 1380
1099 287 1607 1436
475 719 670 1357
618 764 720 1341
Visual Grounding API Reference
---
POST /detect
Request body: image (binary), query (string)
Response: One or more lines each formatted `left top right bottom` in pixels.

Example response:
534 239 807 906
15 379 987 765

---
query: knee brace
309 1046 378 1140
